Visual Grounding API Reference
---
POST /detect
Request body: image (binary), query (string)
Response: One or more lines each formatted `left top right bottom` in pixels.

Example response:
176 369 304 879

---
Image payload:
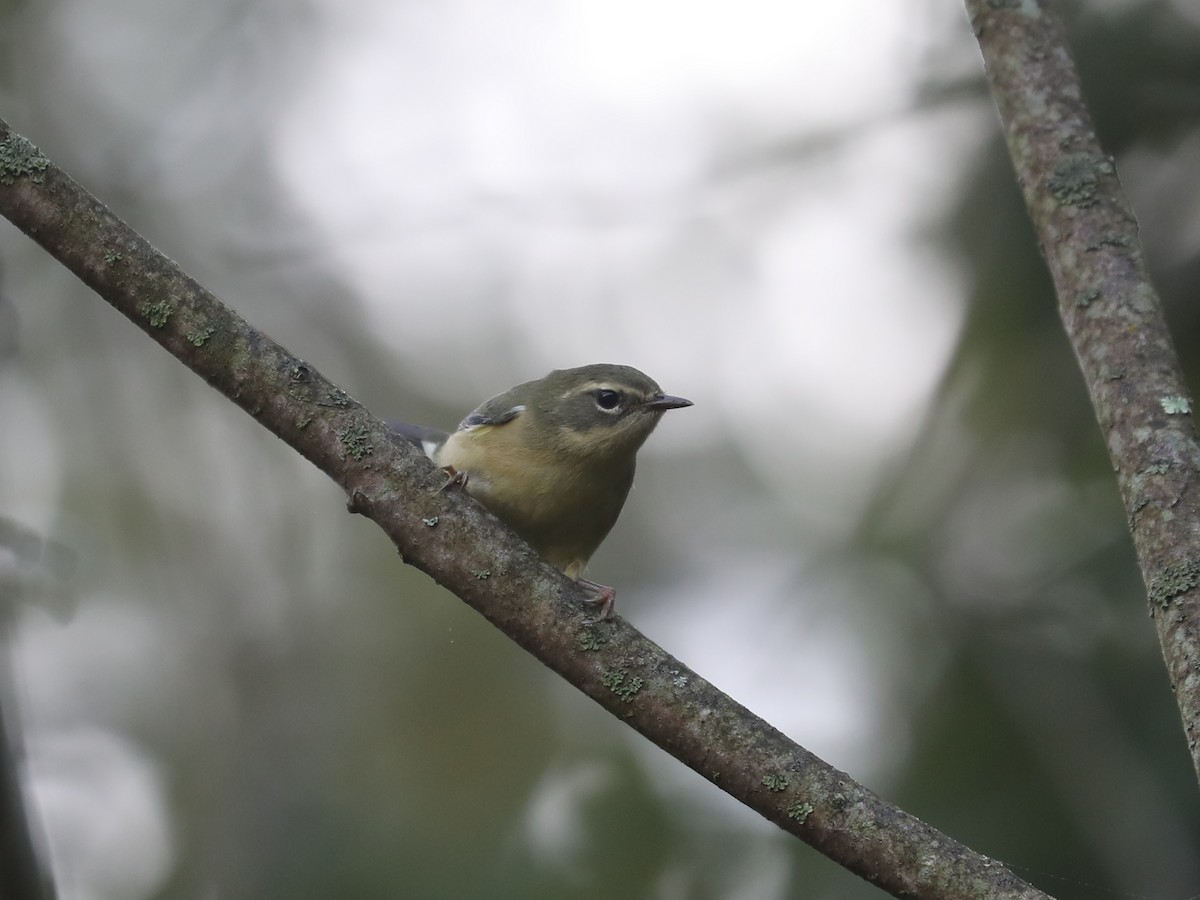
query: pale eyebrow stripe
559 381 618 400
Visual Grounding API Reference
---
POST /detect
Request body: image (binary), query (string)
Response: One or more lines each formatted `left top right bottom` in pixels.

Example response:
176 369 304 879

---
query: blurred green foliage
2 1 1200 899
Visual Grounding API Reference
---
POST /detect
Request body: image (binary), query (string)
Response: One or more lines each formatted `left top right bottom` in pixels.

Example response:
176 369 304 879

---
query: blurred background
2 0 1199 897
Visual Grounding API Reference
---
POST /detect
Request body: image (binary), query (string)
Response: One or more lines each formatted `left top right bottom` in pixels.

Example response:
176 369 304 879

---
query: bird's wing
458 395 525 431
388 420 451 459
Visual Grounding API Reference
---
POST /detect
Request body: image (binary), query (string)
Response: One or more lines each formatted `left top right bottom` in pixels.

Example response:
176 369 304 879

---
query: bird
391 364 692 620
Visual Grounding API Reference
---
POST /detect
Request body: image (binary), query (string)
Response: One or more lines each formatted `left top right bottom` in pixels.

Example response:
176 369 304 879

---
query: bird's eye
595 389 622 412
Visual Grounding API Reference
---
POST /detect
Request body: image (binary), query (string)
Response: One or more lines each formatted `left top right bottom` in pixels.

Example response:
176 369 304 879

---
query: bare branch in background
966 0 1200 784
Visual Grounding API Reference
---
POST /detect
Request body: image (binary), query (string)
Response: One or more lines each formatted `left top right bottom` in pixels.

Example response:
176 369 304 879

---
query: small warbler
392 364 692 619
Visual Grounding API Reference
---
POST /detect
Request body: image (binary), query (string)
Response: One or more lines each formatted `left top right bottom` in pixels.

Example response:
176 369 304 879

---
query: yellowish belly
436 427 634 576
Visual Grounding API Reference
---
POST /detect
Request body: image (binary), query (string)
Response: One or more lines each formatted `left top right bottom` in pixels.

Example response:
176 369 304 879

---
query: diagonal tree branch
0 118 1050 898
965 0 1200 785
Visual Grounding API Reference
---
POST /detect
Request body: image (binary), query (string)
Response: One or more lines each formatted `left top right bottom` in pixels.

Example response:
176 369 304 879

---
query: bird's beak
643 393 693 412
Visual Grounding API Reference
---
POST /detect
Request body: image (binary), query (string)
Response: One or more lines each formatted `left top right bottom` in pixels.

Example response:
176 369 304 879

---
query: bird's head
521 364 692 461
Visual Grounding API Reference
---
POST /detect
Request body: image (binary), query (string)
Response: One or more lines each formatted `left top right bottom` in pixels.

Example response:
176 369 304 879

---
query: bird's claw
578 578 616 623
437 465 469 493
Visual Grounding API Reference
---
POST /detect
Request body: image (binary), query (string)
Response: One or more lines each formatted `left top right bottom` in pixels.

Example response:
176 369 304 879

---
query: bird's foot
578 578 616 623
437 465 469 493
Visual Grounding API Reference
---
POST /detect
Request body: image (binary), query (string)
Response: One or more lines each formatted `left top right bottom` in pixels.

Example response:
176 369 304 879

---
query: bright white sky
275 0 970 477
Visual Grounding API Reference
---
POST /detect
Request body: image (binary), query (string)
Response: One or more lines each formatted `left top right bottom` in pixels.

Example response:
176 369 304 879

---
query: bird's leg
437 465 469 493
577 578 617 622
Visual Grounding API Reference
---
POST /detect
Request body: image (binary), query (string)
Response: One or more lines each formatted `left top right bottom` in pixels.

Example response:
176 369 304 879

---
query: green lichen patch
787 800 815 822
137 300 174 328
602 668 643 702
186 324 215 346
762 773 790 792
0 134 49 185
577 631 607 652
325 388 352 408
1161 396 1191 415
340 425 374 460
421 516 439 527
1048 153 1104 208
1085 234 1131 252
1147 560 1200 609
473 569 492 580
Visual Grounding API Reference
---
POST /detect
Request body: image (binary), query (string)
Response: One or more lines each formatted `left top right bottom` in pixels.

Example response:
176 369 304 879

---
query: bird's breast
436 425 635 574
